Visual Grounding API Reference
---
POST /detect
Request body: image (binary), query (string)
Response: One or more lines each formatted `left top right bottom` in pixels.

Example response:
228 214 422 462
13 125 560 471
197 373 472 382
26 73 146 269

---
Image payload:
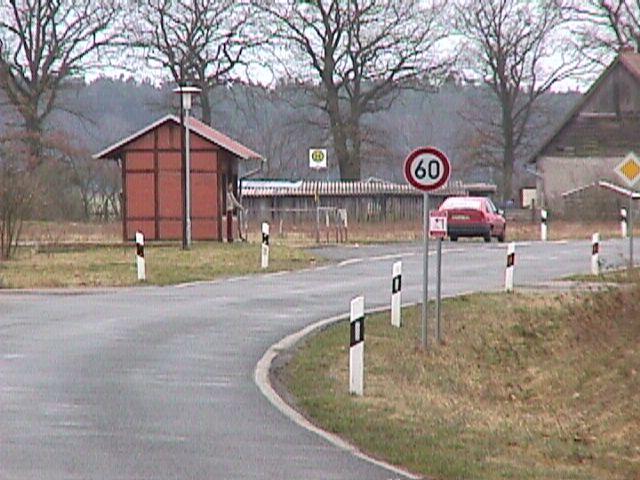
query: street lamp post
173 82 201 249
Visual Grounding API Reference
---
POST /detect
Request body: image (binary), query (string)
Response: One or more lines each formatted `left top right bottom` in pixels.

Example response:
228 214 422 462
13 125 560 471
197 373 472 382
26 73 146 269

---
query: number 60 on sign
403 146 451 192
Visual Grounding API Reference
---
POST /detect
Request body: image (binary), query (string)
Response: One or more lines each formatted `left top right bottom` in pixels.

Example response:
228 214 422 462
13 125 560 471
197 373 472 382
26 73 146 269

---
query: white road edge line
337 249 473 267
254 305 422 480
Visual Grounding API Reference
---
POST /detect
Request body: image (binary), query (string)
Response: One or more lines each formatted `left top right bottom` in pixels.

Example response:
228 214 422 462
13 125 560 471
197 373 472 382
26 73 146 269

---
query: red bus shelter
94 114 262 241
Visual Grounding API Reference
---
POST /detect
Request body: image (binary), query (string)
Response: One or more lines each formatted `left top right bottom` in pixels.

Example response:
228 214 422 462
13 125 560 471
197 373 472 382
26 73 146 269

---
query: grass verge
278 283 640 479
0 241 319 288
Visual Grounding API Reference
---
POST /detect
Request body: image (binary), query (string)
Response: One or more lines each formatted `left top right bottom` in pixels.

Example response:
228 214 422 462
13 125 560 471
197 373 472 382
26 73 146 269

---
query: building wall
539 155 623 214
123 122 224 240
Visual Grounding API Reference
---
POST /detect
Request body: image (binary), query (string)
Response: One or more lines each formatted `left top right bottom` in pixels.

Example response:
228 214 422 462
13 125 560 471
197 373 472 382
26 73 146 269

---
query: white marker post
621 208 628 238
261 222 270 269
349 296 365 396
391 261 402 328
505 242 515 292
136 231 146 282
540 209 548 241
591 233 600 275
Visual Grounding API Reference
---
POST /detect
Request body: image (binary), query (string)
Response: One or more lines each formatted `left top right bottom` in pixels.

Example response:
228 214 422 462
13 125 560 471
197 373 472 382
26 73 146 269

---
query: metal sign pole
403 146 450 351
436 237 442 344
630 196 634 270
421 193 429 350
185 106 192 248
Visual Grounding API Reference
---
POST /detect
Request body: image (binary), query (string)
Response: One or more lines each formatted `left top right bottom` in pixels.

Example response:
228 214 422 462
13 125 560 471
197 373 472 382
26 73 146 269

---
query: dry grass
281 283 640 479
507 219 623 241
21 221 122 244
0 241 318 288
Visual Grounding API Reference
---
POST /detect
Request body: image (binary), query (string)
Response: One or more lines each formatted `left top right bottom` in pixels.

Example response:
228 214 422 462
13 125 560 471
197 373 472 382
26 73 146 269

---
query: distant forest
57 78 579 180
0 77 579 219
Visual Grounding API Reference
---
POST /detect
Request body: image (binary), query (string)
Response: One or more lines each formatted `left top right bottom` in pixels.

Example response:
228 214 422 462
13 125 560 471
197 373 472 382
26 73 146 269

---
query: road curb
254 305 423 480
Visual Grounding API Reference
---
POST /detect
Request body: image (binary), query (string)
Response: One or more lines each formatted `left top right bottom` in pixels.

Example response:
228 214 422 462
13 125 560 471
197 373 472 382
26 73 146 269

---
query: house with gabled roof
529 49 640 215
94 114 263 241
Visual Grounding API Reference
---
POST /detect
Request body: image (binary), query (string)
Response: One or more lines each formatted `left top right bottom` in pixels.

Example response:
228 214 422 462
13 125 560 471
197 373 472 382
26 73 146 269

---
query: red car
437 196 506 242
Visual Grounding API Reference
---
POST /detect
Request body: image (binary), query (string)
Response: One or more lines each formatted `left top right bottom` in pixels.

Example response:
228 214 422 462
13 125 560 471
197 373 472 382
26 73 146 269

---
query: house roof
93 114 264 161
529 50 640 165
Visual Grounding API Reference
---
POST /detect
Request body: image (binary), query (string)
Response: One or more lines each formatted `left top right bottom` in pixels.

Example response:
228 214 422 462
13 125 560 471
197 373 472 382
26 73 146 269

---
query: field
254 218 624 244
278 278 640 479
19 218 625 246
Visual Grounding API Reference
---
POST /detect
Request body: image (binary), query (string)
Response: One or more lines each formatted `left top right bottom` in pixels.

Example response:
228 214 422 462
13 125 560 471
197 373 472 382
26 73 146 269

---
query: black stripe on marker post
506 252 515 268
592 243 599 255
350 316 365 347
262 232 269 246
392 275 402 294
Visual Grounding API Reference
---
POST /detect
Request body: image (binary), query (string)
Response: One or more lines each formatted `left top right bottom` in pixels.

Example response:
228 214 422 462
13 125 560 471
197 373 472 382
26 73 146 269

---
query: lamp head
173 82 202 111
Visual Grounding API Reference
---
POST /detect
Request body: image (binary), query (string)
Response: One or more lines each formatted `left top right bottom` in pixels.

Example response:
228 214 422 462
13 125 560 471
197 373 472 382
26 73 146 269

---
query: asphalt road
0 238 633 479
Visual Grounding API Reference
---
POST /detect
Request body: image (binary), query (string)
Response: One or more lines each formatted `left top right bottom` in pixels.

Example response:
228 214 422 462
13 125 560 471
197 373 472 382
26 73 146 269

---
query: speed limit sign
403 146 451 192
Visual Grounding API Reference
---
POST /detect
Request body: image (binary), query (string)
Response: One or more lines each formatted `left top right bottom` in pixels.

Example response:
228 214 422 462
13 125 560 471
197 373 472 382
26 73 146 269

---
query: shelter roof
93 114 263 161
241 179 496 197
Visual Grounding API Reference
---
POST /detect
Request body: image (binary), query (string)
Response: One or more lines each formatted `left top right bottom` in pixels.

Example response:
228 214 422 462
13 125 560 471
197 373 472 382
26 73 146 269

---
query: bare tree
0 136 38 259
130 0 262 125
93 160 121 221
227 81 327 178
0 0 123 163
568 1 640 62
254 0 450 180
455 0 585 201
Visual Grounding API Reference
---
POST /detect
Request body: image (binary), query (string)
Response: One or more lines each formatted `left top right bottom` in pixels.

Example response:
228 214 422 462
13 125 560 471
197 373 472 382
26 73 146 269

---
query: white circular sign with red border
403 146 451 192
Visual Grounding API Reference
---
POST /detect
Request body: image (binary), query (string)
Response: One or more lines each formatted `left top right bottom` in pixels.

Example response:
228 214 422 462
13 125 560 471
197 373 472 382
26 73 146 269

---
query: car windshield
440 197 483 210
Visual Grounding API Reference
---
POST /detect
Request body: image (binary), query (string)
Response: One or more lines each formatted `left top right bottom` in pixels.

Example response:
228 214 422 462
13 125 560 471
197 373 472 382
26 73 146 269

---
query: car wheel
497 227 506 243
484 234 491 242
450 236 458 242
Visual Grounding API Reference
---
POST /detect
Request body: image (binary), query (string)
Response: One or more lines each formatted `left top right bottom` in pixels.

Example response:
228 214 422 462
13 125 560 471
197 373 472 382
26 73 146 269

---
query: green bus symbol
311 150 325 163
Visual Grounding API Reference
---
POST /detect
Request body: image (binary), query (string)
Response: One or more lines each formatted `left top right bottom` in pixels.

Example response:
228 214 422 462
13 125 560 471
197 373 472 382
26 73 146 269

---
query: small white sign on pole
505 242 515 292
591 233 600 275
391 261 402 328
349 296 365 396
429 211 448 238
136 231 146 282
261 222 270 269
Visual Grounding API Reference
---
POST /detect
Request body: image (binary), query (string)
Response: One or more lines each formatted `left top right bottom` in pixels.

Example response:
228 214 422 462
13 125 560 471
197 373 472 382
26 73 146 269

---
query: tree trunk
24 114 44 168
200 88 212 125
325 84 356 180
501 97 515 203
343 117 362 181
340 151 361 181
502 148 514 204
